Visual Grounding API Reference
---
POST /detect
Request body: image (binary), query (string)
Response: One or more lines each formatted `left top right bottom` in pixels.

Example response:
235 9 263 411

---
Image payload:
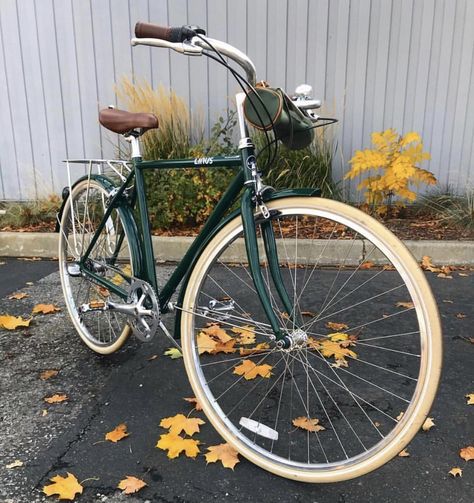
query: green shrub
0 194 61 230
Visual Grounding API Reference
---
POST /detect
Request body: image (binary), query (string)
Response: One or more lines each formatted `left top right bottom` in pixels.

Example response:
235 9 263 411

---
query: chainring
126 279 160 342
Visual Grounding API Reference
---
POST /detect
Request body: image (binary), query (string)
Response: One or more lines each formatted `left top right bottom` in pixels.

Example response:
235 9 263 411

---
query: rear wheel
59 178 134 354
180 197 442 482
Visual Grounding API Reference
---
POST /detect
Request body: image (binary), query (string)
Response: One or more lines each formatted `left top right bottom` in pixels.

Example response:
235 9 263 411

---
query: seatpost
125 133 142 159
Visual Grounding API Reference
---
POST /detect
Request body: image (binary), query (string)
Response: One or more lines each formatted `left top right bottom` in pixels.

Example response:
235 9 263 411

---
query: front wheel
180 197 442 482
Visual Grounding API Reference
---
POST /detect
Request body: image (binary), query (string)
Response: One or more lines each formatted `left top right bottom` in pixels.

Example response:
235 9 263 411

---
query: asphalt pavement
0 258 473 503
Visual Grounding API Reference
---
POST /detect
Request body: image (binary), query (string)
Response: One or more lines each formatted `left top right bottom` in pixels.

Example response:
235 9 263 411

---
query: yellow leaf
202 325 233 343
105 423 129 443
239 342 270 356
309 339 357 362
197 331 218 355
326 321 349 331
396 411 405 421
159 414 205 436
156 433 200 459
459 446 474 461
212 338 237 354
32 304 61 315
117 476 147 494
233 360 272 380
163 348 182 359
422 417 435 431
398 449 410 457
465 394 474 405
231 325 256 345
8 292 29 300
448 467 463 477
183 397 203 411
44 394 68 404
400 131 421 146
40 370 59 381
0 315 31 330
396 301 414 309
329 332 349 342
421 256 441 273
110 264 132 285
292 416 325 432
43 472 83 500
205 443 240 469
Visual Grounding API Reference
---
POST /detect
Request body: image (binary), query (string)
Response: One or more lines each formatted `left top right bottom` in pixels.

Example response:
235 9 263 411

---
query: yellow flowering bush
345 129 436 209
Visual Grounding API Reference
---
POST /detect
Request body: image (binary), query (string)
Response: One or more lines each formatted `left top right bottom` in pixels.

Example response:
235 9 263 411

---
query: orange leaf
326 321 349 331
32 304 61 315
156 433 200 459
40 370 59 381
448 467 463 477
211 339 237 355
395 301 414 309
231 325 256 345
105 423 129 443
205 443 240 469
117 476 147 494
44 394 68 404
197 331 218 355
239 342 270 356
183 397 203 411
466 394 474 405
360 261 375 269
421 256 441 273
8 292 29 300
159 414 205 436
0 315 31 330
459 446 474 461
292 416 325 432
398 449 410 457
202 325 233 343
233 360 272 380
421 417 435 431
43 472 83 500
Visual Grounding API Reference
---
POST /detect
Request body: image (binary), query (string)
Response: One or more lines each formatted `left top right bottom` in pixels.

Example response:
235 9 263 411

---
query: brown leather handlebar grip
135 22 173 40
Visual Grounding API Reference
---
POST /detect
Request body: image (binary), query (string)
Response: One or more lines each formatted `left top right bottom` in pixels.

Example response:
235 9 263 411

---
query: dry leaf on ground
421 256 441 273
183 397 203 411
156 433 200 459
329 332 349 342
395 301 414 309
117 476 147 495
105 423 129 443
40 370 59 381
32 304 60 315
205 443 240 469
18 257 42 261
309 339 357 362
239 342 270 356
8 292 29 300
359 261 375 269
202 325 233 343
292 416 325 432
163 347 182 359
160 414 205 436
326 321 349 331
43 472 83 501
233 360 272 380
0 315 31 330
459 446 474 461
147 354 159 361
422 417 435 431
456 313 467 319
44 394 68 404
398 449 410 457
448 467 463 477
197 331 218 354
466 394 474 405
231 325 256 345
5 460 23 469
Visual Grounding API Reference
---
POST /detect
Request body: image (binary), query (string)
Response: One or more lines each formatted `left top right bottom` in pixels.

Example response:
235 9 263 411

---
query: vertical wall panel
0 0 473 200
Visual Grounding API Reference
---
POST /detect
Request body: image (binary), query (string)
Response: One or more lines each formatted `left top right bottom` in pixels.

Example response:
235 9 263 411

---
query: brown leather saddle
99 108 158 135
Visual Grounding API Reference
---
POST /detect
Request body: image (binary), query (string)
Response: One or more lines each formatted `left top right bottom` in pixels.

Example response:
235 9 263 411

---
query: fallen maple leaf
5 460 23 469
40 370 59 381
105 423 129 442
231 325 256 345
456 313 467 319
309 339 357 362
233 360 272 380
466 394 474 405
117 476 147 495
398 449 410 457
212 339 237 354
359 261 375 269
156 433 200 459
326 321 349 331
44 394 68 404
395 301 414 309
422 417 435 431
197 331 218 354
183 397 203 411
301 311 316 317
459 446 474 461
32 304 60 315
160 414 205 436
163 347 182 359
111 264 132 285
205 443 240 469
239 342 270 356
329 332 349 342
421 256 441 272
8 292 29 300
43 472 83 501
292 416 325 432
448 467 463 477
0 315 31 330
202 325 233 343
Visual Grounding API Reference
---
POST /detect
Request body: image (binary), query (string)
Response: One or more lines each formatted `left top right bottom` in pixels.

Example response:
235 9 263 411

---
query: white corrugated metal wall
0 0 473 200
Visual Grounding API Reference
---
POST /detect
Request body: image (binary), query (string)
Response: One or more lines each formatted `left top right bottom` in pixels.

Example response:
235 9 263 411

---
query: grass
0 194 61 230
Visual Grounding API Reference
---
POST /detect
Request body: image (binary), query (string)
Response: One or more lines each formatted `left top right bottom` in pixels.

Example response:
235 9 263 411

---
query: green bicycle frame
76 147 319 341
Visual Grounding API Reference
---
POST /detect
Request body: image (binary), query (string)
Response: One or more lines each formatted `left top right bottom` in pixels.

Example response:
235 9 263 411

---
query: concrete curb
0 231 473 265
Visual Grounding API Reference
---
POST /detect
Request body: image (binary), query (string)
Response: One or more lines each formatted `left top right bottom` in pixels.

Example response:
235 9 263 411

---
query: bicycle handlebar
135 22 196 43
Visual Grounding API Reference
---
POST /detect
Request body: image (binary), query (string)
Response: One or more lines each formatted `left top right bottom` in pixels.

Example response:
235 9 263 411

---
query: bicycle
57 22 442 483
